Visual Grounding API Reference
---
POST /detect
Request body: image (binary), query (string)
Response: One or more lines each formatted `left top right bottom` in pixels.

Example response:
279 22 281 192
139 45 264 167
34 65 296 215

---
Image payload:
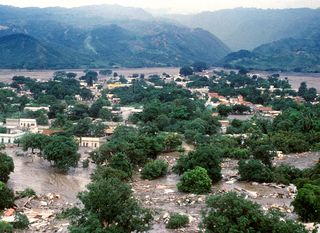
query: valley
0 2 320 233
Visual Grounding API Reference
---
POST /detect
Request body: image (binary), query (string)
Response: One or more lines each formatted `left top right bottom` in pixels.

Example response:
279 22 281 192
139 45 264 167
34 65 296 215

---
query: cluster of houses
2 68 315 147
206 92 282 118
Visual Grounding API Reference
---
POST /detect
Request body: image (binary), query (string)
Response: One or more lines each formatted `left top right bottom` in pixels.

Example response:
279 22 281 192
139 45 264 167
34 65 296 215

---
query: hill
0 34 93 69
169 8 320 51
219 33 320 72
0 5 230 69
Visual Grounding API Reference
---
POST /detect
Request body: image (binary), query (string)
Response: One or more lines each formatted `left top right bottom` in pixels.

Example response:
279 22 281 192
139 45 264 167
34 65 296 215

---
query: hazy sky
0 0 319 13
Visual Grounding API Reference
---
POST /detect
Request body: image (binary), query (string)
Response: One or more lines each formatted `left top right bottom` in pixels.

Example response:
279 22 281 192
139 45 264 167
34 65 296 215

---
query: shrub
292 184 320 222
273 165 303 185
0 182 14 210
0 221 13 233
201 192 309 233
141 160 168 180
238 159 273 183
109 153 133 179
166 213 189 229
82 159 89 168
177 167 212 194
173 145 222 183
13 213 29 229
91 166 128 182
16 188 36 199
228 148 250 159
252 144 276 166
0 152 14 183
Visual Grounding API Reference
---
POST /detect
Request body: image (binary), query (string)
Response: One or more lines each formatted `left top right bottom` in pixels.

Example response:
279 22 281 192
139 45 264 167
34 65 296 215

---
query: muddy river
4 146 319 232
5 147 93 203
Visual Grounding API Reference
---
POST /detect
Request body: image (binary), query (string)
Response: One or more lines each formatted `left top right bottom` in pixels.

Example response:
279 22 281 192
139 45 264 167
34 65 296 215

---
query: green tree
292 184 320 222
252 144 276 166
43 136 79 171
20 134 50 154
91 166 128 182
0 221 13 232
69 104 89 121
173 145 222 183
179 66 193 76
72 178 152 232
298 82 308 97
0 153 14 183
238 159 273 183
217 104 232 117
304 87 317 102
192 62 209 72
98 108 112 120
0 181 14 210
164 133 182 152
109 153 133 179
141 160 168 180
177 166 212 194
201 192 309 233
79 88 93 101
89 98 110 118
232 104 251 114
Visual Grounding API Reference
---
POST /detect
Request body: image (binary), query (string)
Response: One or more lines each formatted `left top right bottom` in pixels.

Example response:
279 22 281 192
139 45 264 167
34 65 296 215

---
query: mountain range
168 8 320 72
0 5 230 69
0 5 320 71
169 8 320 51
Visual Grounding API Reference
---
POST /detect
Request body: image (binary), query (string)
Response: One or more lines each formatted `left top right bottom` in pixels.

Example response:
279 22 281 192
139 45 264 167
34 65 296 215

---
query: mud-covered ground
0 67 180 83
3 147 319 232
133 152 319 233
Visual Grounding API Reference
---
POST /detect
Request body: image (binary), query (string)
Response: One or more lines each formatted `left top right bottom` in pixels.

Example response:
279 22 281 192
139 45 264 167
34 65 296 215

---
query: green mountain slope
220 33 320 72
0 33 94 69
0 5 230 69
87 23 230 67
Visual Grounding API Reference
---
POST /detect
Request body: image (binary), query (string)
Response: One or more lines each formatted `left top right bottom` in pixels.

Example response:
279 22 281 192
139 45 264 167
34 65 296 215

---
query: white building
0 131 25 144
24 106 50 112
76 137 107 149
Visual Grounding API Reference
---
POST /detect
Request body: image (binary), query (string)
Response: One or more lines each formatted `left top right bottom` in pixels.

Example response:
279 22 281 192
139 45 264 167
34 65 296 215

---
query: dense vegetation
201 192 311 233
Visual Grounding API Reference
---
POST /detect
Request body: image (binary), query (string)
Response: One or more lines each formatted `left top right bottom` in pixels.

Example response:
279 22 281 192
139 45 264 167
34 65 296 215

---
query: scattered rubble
0 193 73 232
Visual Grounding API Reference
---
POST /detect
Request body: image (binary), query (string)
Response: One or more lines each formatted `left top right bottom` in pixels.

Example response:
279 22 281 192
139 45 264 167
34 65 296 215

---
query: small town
0 66 319 232
0 1 320 233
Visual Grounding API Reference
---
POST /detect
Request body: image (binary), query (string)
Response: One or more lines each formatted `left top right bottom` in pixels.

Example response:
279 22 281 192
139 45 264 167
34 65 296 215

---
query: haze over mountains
0 5 230 69
0 4 319 71
169 7 320 72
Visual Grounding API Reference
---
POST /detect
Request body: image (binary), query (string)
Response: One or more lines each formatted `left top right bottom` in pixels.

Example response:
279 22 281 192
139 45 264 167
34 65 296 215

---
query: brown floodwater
4 146 319 232
5 147 93 203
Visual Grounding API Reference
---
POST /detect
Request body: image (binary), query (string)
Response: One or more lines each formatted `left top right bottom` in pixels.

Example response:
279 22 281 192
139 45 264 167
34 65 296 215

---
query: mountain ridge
0 5 230 69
